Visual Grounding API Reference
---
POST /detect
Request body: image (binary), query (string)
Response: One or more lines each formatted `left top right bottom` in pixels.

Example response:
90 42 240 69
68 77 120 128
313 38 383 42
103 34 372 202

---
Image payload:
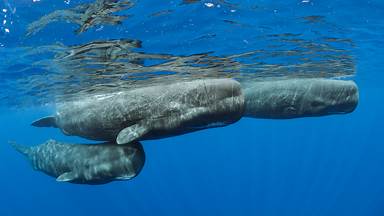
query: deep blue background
1 0 384 215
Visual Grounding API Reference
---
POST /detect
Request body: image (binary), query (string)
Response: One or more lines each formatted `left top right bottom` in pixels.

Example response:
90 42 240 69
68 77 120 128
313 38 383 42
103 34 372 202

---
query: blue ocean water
0 0 383 215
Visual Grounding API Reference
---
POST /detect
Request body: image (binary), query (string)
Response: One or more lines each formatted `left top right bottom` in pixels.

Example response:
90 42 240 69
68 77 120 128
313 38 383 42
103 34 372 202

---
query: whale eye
284 106 297 114
311 100 323 107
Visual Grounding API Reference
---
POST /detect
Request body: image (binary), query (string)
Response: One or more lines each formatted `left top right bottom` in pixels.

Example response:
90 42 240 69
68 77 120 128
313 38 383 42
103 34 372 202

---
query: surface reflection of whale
32 78 358 144
10 139 145 185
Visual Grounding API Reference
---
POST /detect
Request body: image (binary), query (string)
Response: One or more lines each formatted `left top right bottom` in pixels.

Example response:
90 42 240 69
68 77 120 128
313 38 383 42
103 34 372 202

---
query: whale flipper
31 116 57 128
116 122 150 145
116 107 215 144
56 171 78 182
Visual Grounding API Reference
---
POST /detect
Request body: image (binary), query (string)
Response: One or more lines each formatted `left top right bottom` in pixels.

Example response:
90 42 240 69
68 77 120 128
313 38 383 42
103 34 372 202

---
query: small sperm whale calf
242 78 358 119
11 139 145 184
31 78 244 144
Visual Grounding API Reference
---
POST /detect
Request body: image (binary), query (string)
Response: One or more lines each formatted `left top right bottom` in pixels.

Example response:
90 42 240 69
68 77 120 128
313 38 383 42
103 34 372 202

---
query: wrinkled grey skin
11 139 145 185
242 78 359 119
32 79 244 144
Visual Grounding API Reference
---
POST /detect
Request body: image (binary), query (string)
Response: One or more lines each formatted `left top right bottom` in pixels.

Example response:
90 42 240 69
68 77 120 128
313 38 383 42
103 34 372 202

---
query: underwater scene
0 0 383 215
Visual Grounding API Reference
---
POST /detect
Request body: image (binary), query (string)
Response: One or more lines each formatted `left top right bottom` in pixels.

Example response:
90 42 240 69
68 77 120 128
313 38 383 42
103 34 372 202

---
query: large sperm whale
10 139 145 184
32 78 245 144
31 78 358 144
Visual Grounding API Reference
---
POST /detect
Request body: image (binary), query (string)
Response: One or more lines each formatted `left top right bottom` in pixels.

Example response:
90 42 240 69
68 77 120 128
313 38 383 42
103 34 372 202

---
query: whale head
90 141 146 184
301 79 359 116
56 141 146 185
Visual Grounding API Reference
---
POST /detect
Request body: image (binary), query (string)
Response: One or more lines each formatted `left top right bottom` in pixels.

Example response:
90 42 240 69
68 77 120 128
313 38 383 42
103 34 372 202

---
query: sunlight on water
0 0 356 107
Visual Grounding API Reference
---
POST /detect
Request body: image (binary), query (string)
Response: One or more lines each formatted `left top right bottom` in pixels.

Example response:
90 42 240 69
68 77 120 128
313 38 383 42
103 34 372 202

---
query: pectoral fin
116 123 150 145
31 116 57 128
56 172 77 182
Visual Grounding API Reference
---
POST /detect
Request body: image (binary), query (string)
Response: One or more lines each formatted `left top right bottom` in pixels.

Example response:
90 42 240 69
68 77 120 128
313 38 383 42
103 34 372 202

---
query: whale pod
31 78 359 144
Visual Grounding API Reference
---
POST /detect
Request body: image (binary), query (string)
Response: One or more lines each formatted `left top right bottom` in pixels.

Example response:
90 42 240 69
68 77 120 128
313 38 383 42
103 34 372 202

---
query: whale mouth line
327 110 351 115
321 104 357 115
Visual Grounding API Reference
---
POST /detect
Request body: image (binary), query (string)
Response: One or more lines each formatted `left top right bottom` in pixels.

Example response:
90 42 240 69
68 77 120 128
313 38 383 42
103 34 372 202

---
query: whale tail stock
9 141 31 156
31 116 57 128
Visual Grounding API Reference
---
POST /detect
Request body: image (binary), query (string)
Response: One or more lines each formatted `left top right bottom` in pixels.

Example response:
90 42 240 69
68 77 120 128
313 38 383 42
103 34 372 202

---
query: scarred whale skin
32 78 245 144
11 139 145 184
242 78 359 119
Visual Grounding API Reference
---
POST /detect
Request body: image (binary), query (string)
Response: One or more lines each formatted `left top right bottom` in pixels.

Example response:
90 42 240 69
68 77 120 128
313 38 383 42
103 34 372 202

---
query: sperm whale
11 139 145 184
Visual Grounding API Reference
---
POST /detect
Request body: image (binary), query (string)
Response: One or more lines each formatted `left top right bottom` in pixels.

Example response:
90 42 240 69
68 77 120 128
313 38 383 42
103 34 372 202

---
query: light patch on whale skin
95 163 112 173
94 91 123 101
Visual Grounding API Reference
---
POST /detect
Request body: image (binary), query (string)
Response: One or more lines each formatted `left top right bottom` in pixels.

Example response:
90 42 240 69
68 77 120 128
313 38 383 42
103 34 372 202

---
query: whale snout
339 82 359 113
320 80 359 115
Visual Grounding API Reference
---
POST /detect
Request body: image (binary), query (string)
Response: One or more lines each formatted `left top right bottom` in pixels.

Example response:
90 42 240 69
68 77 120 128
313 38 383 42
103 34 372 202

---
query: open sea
0 0 383 215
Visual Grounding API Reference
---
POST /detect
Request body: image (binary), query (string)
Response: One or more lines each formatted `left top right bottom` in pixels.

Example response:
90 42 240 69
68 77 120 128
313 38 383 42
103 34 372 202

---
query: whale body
11 139 145 184
32 78 244 144
242 78 358 119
